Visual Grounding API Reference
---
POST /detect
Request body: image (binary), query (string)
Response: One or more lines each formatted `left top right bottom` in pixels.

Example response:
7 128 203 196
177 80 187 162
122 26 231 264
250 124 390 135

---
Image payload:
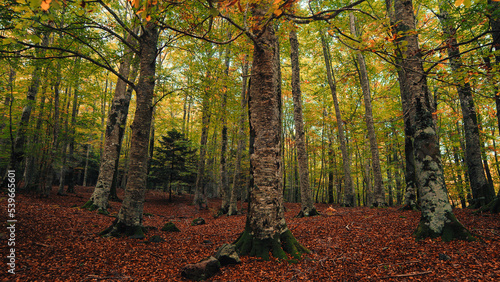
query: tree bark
385 0 418 211
234 5 308 260
320 33 355 207
100 23 158 238
391 0 473 241
289 29 318 217
437 1 493 208
83 31 137 213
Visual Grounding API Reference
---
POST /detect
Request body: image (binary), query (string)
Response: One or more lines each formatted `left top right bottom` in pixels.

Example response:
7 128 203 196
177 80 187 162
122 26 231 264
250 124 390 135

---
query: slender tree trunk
67 86 79 193
289 29 318 217
193 84 211 209
438 2 493 207
391 0 473 241
228 57 249 216
349 12 385 207
320 33 354 207
234 7 308 260
83 31 137 213
101 23 159 238
219 39 231 214
1 33 49 188
385 0 419 211
58 87 72 195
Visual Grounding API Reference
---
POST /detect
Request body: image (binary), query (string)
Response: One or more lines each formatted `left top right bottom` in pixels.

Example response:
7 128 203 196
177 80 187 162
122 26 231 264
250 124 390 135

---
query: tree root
295 207 320 218
82 200 110 215
234 228 309 261
413 211 476 242
100 219 146 239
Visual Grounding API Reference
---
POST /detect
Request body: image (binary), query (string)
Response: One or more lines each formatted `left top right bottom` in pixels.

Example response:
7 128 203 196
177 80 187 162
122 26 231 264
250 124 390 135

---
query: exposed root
234 228 309 261
295 207 320 218
100 219 146 239
413 211 476 242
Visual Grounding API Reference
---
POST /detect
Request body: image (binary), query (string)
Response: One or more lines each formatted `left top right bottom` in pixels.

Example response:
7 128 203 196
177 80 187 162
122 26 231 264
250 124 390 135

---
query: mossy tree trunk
101 23 158 238
84 31 136 214
289 29 318 217
391 0 473 241
233 5 308 260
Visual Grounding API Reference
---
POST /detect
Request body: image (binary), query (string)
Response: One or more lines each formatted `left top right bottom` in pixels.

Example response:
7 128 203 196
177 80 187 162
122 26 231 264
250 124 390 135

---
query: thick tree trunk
234 6 308 260
392 0 473 241
84 31 136 213
228 58 249 216
320 33 355 207
438 2 493 208
289 29 318 217
349 12 385 207
100 23 158 238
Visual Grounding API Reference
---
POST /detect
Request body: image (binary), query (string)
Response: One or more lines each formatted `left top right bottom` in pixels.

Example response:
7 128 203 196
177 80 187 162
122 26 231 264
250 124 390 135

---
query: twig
375 260 420 267
380 271 432 279
34 242 51 248
85 274 133 280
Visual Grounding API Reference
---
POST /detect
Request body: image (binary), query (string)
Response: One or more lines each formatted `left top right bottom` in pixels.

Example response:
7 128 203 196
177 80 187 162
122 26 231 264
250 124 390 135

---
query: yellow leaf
463 0 471 7
41 0 51 10
273 9 282 16
454 0 464 6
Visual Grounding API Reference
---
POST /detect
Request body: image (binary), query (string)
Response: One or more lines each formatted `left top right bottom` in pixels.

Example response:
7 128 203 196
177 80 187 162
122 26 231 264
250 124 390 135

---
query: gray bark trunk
85 31 137 213
320 33 355 207
392 0 473 241
438 1 493 207
349 12 385 207
289 29 317 217
385 0 418 210
101 23 159 238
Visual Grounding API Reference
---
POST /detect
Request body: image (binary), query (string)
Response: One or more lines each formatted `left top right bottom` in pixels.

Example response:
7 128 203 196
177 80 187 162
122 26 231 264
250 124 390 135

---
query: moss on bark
100 219 146 239
475 197 500 214
413 211 475 242
82 200 110 215
234 228 309 261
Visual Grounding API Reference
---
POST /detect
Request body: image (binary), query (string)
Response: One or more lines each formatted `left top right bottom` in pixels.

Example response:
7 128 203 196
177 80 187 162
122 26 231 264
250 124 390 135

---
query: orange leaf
41 0 51 11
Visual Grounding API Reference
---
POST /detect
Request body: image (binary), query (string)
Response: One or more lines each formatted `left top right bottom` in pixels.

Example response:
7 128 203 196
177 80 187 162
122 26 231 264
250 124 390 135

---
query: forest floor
2 186 500 281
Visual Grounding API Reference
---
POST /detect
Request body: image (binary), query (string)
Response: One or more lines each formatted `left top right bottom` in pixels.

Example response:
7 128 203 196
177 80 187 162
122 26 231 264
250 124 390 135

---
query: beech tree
388 0 474 241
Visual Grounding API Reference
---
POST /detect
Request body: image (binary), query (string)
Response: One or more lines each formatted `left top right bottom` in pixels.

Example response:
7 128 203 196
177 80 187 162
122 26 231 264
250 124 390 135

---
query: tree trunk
228 57 249 216
219 40 231 214
438 1 493 208
83 31 137 213
349 12 385 207
391 0 473 241
58 87 72 195
193 81 211 209
1 33 49 188
289 29 318 217
67 86 79 193
234 7 308 260
385 0 419 211
100 23 158 238
320 33 355 207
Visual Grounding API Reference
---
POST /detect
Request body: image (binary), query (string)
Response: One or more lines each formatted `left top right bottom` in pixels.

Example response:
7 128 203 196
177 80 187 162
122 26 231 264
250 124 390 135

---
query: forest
1 0 500 280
